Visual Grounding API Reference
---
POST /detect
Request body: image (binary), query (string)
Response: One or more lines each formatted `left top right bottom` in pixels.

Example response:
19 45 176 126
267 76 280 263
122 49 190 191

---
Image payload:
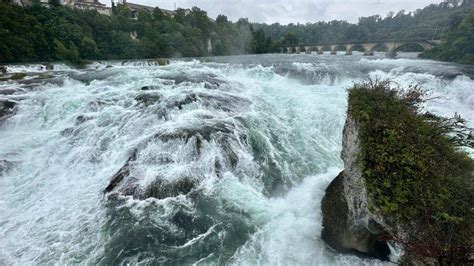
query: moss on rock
348 79 474 262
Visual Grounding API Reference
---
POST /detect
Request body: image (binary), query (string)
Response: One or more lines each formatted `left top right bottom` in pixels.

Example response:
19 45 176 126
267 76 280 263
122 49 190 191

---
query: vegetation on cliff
348 80 473 262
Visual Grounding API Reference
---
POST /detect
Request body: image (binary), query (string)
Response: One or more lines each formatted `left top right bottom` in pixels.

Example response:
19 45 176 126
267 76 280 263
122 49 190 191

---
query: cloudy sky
132 0 441 24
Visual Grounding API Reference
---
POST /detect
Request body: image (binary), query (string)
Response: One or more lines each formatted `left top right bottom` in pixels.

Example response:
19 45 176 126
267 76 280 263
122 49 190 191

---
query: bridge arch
370 43 388 54
347 44 366 55
321 45 333 54
395 42 426 52
386 42 433 57
333 45 347 55
298 46 307 54
306 46 318 54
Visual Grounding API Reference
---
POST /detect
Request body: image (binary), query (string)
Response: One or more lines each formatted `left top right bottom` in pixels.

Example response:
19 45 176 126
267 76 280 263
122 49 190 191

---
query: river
0 53 473 265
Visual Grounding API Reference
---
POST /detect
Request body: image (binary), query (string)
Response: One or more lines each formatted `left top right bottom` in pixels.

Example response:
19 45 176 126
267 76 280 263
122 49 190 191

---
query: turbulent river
0 53 473 265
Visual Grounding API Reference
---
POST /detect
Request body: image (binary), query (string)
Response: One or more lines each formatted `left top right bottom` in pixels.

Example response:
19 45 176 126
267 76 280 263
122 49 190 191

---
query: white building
63 0 111 16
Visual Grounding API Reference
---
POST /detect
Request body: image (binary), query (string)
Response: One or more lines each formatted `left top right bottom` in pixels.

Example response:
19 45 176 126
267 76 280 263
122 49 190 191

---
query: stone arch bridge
282 40 441 57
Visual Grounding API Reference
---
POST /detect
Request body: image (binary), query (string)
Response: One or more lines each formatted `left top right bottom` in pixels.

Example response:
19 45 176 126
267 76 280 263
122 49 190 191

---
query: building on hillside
63 0 111 15
7 0 48 6
118 0 189 18
5 0 111 15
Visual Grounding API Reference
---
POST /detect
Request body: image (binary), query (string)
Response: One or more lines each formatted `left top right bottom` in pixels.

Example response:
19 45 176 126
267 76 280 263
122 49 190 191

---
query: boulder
45 63 54 70
103 75 252 201
167 93 197 110
0 99 17 120
74 115 92 126
104 153 198 200
0 88 22 95
321 115 390 260
139 85 159 91
135 92 162 106
104 118 241 200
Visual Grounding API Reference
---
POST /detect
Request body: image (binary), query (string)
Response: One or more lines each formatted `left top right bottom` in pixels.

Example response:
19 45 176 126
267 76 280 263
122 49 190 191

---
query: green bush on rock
348 79 473 263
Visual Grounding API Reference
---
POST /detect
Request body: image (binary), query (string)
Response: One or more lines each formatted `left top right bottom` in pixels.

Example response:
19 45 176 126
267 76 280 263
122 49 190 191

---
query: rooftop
125 2 176 15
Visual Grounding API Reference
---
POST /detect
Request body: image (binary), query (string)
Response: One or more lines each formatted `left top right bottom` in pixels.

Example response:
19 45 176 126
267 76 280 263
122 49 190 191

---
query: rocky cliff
321 114 391 261
321 80 473 264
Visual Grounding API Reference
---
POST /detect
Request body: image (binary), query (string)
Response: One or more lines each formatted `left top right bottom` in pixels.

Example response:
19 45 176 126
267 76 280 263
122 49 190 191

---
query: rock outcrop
321 114 391 260
0 99 17 120
103 119 241 200
322 81 473 264
103 73 253 201
104 152 199 200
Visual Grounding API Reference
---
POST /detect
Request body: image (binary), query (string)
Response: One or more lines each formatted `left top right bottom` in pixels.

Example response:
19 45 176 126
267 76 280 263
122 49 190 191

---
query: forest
0 0 473 65
0 2 258 64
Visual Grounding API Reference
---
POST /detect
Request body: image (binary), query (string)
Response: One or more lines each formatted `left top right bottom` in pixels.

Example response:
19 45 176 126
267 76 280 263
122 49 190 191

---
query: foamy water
0 54 472 265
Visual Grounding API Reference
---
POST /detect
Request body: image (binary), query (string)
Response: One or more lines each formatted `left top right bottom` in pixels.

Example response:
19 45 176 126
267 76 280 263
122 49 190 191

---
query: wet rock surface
321 171 390 260
0 88 24 95
0 66 7 75
104 73 251 201
139 85 160 91
0 99 17 120
74 115 92 126
135 92 162 106
104 119 241 200
321 115 390 261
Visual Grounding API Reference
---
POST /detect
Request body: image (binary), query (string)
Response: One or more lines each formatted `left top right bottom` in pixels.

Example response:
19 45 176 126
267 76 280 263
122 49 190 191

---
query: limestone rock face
321 114 390 260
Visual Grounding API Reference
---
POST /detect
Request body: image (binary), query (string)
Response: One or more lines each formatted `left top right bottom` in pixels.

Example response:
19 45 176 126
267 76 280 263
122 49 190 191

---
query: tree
422 10 474 64
283 32 299 45
54 38 83 66
216 14 228 24
253 28 269 53
80 36 99 59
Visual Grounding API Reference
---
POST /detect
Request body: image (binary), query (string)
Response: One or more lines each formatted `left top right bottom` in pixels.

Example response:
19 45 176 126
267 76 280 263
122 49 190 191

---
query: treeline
420 10 474 64
1 0 474 65
0 2 262 64
254 0 474 47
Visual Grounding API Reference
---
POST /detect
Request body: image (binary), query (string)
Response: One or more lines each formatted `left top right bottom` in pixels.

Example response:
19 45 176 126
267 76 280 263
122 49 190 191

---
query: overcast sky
130 0 441 24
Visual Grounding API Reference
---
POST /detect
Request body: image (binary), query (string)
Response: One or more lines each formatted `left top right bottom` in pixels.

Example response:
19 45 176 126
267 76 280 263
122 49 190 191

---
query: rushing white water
0 54 473 265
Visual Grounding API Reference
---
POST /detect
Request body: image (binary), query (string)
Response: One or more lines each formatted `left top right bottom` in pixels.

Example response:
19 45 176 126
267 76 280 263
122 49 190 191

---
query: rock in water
103 121 238 200
0 99 17 120
321 116 390 261
322 81 473 264
102 74 252 201
104 155 197 200
135 92 162 106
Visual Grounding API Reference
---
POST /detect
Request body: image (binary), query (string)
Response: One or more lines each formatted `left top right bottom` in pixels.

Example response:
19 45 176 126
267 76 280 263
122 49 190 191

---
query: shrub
348 79 473 263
